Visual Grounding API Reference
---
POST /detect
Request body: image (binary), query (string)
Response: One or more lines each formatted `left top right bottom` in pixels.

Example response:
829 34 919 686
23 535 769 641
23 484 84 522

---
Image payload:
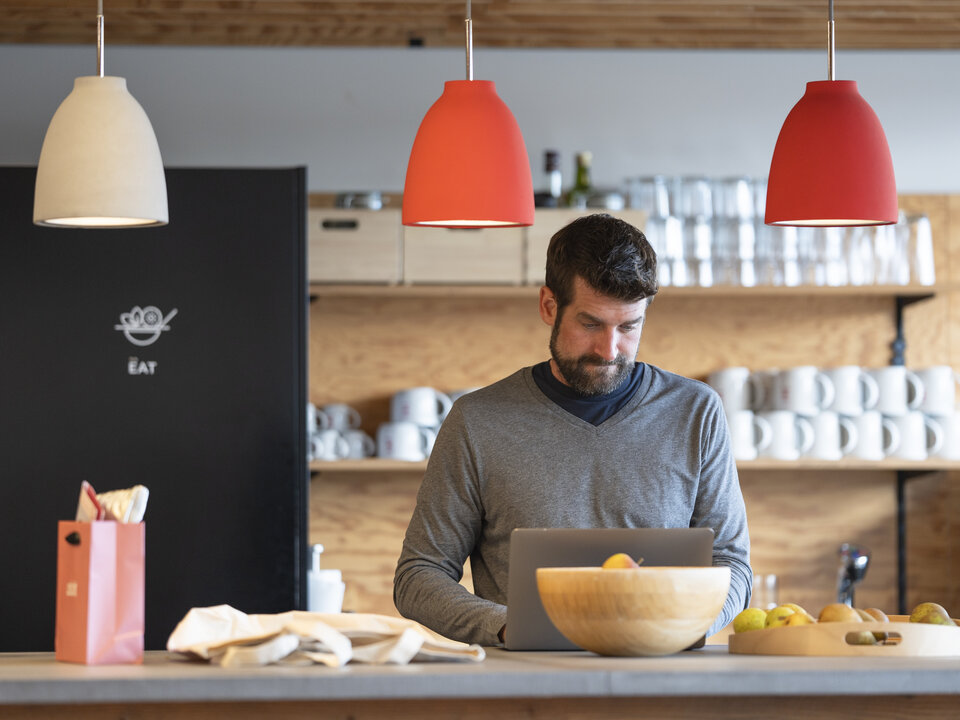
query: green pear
847 630 879 646
909 602 957 626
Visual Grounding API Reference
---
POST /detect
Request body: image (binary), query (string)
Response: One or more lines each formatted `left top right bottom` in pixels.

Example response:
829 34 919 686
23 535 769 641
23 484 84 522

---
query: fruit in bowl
535 565 730 656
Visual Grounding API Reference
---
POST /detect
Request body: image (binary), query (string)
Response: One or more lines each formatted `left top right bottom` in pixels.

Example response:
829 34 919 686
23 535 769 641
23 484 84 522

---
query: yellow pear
782 603 815 621
855 608 887 641
765 605 796 628
733 608 768 633
818 603 863 623
601 552 641 569
863 608 889 623
909 602 957 626
784 611 815 626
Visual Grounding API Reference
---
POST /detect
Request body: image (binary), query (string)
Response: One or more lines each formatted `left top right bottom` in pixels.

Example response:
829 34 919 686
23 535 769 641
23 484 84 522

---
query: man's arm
393 405 507 646
695 394 753 635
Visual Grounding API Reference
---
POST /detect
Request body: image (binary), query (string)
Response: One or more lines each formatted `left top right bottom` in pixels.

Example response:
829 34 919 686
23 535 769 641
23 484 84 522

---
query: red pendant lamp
402 1 534 228
765 0 897 227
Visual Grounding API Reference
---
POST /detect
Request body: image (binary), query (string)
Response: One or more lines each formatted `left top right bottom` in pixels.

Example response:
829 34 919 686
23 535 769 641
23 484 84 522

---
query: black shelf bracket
890 293 934 366
895 467 945 614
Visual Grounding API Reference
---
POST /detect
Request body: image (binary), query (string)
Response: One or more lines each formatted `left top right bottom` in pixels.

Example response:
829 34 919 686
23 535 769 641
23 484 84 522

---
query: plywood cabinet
308 199 960 623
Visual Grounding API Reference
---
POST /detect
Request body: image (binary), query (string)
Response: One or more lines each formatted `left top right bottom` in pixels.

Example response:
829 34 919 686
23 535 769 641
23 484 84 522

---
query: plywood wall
309 195 959 623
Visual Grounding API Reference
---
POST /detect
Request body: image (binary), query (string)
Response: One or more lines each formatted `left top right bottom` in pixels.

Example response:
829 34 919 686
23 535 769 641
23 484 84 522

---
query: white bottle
307 543 345 613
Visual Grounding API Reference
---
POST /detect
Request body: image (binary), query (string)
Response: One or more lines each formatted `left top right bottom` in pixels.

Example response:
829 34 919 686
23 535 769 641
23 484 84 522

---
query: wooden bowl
536 566 730 656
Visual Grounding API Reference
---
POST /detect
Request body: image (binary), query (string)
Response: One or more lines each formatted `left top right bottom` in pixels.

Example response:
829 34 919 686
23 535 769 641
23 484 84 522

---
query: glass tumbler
906 213 936 286
677 176 713 287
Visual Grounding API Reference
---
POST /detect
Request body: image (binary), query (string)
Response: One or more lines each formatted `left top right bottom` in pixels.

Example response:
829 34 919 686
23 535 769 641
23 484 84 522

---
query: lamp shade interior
765 80 897 227
34 75 168 228
403 80 534 228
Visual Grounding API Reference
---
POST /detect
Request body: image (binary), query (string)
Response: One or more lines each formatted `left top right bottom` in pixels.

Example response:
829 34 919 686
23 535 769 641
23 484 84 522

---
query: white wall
1 44 957 194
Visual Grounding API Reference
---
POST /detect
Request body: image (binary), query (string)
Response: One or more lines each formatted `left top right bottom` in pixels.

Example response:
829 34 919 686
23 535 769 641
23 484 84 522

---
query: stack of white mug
307 402 376 461
377 387 478 462
708 365 960 462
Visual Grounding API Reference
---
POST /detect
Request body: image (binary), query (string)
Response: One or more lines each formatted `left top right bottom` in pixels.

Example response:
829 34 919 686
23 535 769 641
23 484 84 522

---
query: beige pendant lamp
34 1 168 228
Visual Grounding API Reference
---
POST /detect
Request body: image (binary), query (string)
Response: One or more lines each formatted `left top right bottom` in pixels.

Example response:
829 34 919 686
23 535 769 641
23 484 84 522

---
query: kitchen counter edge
2 646 960 705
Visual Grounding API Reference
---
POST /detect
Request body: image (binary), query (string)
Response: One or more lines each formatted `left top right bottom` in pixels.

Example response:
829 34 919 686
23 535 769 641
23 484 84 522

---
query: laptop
503 527 715 651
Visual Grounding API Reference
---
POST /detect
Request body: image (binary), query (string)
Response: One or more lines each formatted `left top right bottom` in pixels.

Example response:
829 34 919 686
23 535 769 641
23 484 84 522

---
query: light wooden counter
2 646 960 719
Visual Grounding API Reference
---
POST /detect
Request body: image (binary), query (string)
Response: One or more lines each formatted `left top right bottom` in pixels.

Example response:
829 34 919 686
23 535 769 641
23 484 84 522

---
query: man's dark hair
544 213 659 310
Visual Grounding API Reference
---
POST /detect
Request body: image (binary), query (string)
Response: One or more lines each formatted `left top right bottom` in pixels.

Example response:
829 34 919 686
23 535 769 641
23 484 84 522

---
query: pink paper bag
55 520 145 664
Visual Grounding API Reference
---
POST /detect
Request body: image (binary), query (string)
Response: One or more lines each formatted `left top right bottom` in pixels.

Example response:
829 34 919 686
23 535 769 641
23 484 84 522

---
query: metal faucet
837 543 870 606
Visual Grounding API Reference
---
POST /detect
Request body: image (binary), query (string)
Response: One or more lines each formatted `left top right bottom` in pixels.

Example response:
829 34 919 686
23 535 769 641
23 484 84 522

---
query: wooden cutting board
728 616 960 657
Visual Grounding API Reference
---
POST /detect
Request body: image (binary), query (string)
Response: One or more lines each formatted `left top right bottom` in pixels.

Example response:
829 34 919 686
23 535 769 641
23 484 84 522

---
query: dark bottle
564 151 593 209
533 150 563 208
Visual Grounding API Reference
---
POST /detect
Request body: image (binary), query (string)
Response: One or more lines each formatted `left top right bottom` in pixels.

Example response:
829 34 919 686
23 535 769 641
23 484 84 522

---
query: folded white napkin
166 605 485 668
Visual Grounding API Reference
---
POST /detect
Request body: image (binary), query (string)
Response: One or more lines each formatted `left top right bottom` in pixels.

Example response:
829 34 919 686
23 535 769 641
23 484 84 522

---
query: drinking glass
874 222 905 285
845 226 875 286
753 222 781 286
712 176 754 220
822 226 847 287
797 227 824 286
906 213 936 286
628 175 672 217
711 218 740 286
780 226 801 287
644 214 682 287
677 176 713 287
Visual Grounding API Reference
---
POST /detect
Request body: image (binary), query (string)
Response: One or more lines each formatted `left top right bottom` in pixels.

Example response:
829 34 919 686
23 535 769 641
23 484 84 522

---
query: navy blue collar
531 361 644 426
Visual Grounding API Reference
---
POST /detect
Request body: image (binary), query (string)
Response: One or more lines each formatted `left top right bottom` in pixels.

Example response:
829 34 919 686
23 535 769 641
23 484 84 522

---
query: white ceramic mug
888 411 943 461
758 410 815 461
728 410 772 461
377 421 434 461
307 403 331 434
708 367 765 415
752 369 780 412
932 411 960 461
915 366 960 417
391 387 453 427
868 366 924 417
850 410 901 461
342 429 376 459
805 411 858 461
823 366 880 417
773 366 835 417
310 429 350 461
321 403 362 431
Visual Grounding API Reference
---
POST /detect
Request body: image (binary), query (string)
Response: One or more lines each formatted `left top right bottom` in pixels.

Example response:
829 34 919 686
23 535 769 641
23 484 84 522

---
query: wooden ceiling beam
0 1 957 50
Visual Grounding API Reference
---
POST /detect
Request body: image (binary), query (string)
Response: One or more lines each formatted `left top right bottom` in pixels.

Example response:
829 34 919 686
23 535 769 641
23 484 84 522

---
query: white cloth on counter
166 604 485 668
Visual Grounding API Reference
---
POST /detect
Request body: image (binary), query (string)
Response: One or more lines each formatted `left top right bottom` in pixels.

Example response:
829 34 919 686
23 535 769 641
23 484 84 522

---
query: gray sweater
394 364 752 646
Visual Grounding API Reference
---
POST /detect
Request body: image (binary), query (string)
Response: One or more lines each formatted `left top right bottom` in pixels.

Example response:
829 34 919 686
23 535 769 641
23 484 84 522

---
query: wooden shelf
309 459 428 473
310 458 960 475
738 459 960 472
309 283 943 300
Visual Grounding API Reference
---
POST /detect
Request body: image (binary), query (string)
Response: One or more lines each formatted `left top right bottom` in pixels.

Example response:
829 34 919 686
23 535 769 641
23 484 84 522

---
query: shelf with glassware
308 458 960 475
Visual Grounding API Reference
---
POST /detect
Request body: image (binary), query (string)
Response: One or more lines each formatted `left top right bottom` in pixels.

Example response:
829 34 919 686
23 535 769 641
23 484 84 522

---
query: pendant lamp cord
96 0 105 77
827 0 835 81
465 0 473 81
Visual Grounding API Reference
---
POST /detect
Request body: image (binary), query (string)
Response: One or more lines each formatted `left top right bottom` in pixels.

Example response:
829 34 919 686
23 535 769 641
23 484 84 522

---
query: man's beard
549 323 633 396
